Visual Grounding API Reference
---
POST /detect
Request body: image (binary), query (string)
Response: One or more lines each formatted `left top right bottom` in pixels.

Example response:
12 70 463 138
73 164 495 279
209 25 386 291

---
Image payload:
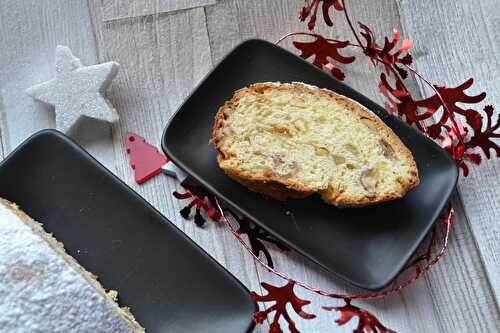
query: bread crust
211 82 419 207
0 198 145 332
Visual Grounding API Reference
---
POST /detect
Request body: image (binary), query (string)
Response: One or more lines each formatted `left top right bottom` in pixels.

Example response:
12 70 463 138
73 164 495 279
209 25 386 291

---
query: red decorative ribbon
214 198 453 333
282 0 498 176
237 2 497 327
215 199 453 301
133 1 497 331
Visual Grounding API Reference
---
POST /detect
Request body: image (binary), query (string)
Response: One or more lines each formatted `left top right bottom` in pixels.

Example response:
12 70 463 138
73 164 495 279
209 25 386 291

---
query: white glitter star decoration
26 45 120 133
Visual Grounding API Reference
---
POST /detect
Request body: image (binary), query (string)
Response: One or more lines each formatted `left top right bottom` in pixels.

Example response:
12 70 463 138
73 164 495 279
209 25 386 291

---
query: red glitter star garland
123 134 289 268
246 0 496 331
216 197 453 333
123 132 455 333
299 0 344 30
125 134 455 332
230 211 290 269
293 36 355 80
323 300 396 333
125 1 497 332
283 0 499 176
173 179 221 226
252 281 316 333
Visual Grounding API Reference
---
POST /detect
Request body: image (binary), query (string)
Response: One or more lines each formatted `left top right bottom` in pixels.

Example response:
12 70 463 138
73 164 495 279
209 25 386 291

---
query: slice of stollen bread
211 82 419 207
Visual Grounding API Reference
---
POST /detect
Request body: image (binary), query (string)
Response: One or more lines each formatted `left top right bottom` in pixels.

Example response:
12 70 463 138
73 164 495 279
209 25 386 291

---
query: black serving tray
0 130 256 333
162 39 458 290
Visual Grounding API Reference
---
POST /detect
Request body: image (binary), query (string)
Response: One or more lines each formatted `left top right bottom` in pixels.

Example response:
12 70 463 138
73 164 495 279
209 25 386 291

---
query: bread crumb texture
211 82 419 207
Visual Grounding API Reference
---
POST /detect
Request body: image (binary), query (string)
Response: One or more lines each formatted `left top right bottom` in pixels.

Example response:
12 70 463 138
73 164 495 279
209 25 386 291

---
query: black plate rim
161 38 459 290
2 129 258 332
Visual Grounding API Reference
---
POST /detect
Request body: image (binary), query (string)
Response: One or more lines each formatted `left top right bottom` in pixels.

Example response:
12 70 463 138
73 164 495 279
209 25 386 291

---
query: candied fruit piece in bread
211 82 419 207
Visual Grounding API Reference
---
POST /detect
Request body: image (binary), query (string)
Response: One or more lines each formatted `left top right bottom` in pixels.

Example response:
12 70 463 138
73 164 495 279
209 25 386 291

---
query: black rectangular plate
162 39 458 290
0 130 256 333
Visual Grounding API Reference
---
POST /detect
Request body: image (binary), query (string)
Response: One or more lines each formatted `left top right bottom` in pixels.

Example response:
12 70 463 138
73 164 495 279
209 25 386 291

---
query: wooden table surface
1 1 499 332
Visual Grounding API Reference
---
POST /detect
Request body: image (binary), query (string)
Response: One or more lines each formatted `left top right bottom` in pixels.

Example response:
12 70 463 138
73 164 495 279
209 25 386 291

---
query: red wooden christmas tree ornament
125 133 169 184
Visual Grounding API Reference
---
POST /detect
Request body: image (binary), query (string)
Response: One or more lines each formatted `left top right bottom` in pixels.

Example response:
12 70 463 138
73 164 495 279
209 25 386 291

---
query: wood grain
87 0 264 305
206 0 500 331
398 0 500 317
101 0 217 21
423 195 500 332
0 98 4 159
0 0 498 332
0 0 116 170
206 1 443 332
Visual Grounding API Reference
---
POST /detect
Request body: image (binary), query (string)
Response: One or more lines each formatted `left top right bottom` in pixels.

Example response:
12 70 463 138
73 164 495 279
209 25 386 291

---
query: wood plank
0 0 494 332
397 0 500 315
87 0 264 300
206 0 500 331
423 194 500 332
101 0 217 21
0 0 115 170
206 1 441 332
0 93 5 159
